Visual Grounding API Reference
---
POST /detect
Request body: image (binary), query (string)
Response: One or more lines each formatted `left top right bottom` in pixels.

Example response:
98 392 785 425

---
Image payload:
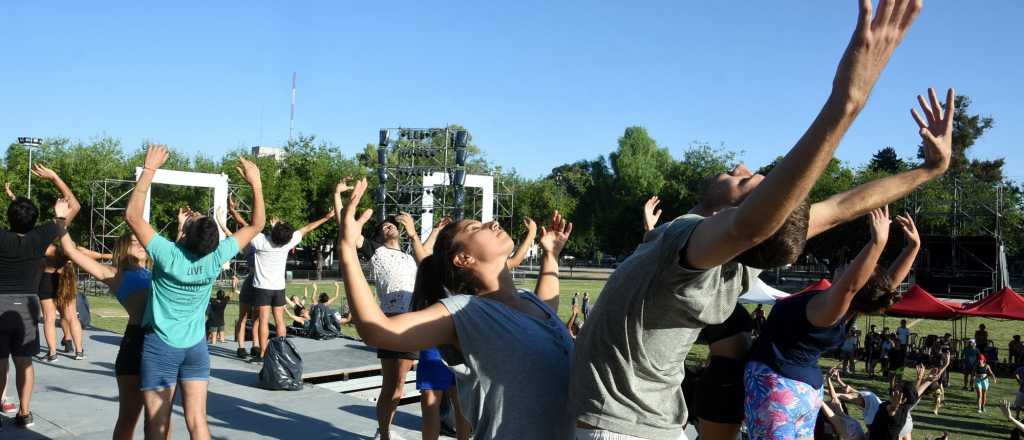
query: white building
251 146 286 160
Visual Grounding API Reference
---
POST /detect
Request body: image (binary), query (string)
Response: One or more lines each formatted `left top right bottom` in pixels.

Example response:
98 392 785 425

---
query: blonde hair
112 232 148 272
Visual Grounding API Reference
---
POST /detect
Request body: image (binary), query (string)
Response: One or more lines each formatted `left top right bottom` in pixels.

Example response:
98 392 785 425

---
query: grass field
83 278 1023 439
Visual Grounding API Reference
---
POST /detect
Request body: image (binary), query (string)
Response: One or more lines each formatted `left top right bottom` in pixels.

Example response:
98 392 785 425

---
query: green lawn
84 278 1023 439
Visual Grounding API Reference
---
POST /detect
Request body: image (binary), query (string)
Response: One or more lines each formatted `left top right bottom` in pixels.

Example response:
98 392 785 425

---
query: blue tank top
117 269 152 304
750 290 851 389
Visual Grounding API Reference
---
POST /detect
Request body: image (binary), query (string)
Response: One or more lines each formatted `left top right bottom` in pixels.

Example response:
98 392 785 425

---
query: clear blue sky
2 1 1020 180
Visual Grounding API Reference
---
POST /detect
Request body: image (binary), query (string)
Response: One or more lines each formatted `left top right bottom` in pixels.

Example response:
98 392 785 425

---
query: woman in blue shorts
417 347 470 440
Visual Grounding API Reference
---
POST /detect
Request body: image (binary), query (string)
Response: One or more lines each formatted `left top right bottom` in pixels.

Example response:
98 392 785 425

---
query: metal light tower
17 137 42 198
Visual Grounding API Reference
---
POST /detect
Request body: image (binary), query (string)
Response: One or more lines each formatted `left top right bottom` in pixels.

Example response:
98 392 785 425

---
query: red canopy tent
960 287 1024 320
885 285 960 320
794 278 832 295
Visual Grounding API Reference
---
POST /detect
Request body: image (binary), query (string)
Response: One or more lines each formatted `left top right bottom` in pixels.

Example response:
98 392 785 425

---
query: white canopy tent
738 278 791 305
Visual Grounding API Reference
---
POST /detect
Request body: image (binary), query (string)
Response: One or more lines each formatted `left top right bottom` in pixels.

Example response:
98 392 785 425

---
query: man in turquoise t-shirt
145 235 239 348
125 145 267 440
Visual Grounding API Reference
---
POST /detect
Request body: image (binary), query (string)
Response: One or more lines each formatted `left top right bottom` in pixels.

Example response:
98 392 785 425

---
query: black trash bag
307 304 342 340
76 293 92 328
259 337 303 391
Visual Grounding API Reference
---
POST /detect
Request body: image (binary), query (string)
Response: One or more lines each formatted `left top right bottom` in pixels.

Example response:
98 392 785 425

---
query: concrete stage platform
1 327 428 439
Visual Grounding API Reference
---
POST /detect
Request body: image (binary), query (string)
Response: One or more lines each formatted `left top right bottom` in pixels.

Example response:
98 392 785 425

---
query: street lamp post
17 137 42 198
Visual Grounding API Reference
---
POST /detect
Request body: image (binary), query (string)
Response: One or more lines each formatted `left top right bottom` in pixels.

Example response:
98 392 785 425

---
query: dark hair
734 201 810 269
269 222 296 247
697 174 726 211
182 217 220 256
7 197 39 233
216 289 226 300
318 292 329 303
849 266 900 314
410 221 473 311
373 217 399 242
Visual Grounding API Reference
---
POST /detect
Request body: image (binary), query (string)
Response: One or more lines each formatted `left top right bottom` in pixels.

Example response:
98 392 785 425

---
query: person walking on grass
975 354 997 413
124 145 266 440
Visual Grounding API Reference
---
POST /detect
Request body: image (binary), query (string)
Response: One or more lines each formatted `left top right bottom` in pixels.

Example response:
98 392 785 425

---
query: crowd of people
2 1 1024 439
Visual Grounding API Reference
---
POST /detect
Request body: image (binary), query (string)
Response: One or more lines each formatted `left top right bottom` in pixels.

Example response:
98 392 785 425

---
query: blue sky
2 1 1020 180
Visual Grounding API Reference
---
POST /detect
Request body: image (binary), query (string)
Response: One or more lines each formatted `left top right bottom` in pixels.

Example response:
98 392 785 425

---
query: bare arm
298 210 334 237
422 217 451 255
325 283 340 306
534 211 572 311
809 88 954 238
125 146 166 247
32 164 82 226
1002 401 1024 433
807 207 890 327
336 178 457 352
395 212 428 264
685 0 922 269
917 353 952 395
229 158 267 249
227 195 249 227
4 182 15 201
506 217 537 269
642 196 662 233
886 213 921 290
60 233 117 285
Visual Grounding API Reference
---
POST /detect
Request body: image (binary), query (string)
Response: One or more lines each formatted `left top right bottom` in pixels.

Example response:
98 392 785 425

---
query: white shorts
899 414 913 438
859 391 883 425
575 428 689 440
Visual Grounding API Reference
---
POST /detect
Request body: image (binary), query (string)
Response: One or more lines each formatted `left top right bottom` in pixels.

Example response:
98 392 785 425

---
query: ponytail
410 221 473 311
56 260 78 311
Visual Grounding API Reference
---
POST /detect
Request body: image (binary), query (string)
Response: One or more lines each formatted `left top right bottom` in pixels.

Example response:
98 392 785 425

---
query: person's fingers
873 0 895 30
944 88 956 131
898 0 922 31
890 0 910 27
928 88 943 122
911 108 928 129
917 94 936 124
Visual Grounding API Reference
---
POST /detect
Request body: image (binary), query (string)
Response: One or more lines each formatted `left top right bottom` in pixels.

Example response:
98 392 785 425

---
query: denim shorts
140 332 210 391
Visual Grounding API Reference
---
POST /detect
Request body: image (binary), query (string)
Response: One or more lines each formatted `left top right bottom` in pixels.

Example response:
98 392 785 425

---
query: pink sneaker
1 400 15 414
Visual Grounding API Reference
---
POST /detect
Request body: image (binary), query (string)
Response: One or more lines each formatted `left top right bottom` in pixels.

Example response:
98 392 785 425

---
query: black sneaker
62 340 74 354
74 351 85 360
236 347 248 359
42 353 58 363
15 412 34 428
250 353 263 363
250 347 259 358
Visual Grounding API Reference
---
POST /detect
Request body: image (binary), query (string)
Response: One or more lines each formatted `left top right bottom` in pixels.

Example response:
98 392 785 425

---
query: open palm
538 210 572 257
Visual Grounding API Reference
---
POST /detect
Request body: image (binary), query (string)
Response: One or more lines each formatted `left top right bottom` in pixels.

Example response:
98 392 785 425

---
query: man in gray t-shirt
572 214 760 439
570 3 948 439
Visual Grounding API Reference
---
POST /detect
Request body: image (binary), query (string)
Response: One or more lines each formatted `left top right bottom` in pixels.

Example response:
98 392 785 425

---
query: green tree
868 147 907 173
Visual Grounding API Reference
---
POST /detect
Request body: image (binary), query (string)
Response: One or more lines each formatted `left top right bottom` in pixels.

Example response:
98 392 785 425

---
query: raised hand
912 88 955 173
538 210 573 258
335 177 354 195
340 178 374 249
395 211 416 232
215 206 226 220
523 217 537 235
868 206 891 245
54 198 71 218
4 182 15 201
236 157 262 189
642 196 662 232
31 164 59 181
178 206 194 225
833 0 923 106
143 144 169 171
895 212 920 246
436 217 452 229
227 194 238 211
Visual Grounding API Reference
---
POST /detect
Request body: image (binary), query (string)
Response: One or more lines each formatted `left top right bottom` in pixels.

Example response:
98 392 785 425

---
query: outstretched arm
685 0 923 270
298 209 335 237
125 145 167 246
32 164 82 226
324 283 340 306
506 217 537 269
917 353 952 396
4 182 15 201
422 217 451 254
1002 401 1024 433
59 234 117 286
809 88 954 238
335 178 457 352
227 195 249 227
229 158 267 249
534 211 572 311
887 213 921 290
214 207 234 237
807 207 890 327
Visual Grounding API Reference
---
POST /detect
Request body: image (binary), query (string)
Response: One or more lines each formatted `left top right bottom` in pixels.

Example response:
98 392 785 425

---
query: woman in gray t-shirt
334 179 575 440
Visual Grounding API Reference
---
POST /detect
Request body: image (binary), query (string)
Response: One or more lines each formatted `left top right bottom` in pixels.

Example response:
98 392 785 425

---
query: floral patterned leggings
743 361 823 440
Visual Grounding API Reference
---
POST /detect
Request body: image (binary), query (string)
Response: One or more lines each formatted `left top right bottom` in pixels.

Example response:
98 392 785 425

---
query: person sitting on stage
336 178 575 439
124 145 266 440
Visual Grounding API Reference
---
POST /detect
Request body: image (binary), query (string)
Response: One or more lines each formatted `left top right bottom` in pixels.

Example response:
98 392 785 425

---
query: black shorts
0 295 41 358
238 276 256 305
115 324 145 376
377 347 419 361
695 356 746 424
251 287 286 307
